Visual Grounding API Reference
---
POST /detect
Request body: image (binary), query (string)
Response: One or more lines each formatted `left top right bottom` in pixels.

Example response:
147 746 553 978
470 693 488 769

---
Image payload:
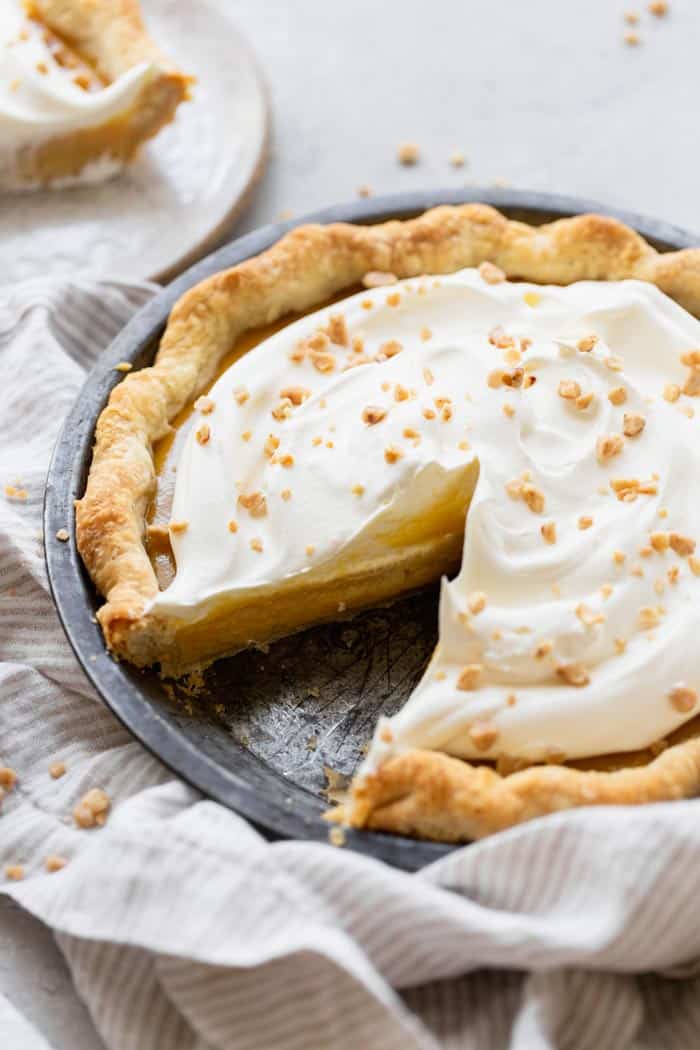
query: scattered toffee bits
624 30 641 45
623 412 646 437
650 531 670 552
457 664 483 691
281 489 292 501
578 515 594 530
478 261 506 285
384 445 404 464
668 683 697 713
608 386 627 406
250 538 264 553
664 383 681 403
596 433 624 462
73 788 110 829
467 591 487 615
577 335 598 352
576 392 595 411
280 386 310 406
227 519 238 534
397 141 420 165
234 386 250 405
5 865 24 881
195 423 210 446
327 313 349 347
420 327 432 342
385 292 401 308
648 1 669 15
49 761 66 779
351 484 365 497
362 271 397 288
378 339 403 361
556 663 590 687
689 556 700 576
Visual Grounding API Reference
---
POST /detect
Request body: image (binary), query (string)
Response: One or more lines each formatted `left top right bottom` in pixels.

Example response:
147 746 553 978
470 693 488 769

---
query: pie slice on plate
0 0 190 190
76 203 700 840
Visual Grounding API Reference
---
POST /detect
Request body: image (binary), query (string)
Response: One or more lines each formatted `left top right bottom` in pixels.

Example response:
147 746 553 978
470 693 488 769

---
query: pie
0 0 190 191
75 203 700 841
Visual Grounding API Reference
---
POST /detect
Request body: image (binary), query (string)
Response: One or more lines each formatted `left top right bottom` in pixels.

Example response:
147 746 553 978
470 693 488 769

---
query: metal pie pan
44 189 700 870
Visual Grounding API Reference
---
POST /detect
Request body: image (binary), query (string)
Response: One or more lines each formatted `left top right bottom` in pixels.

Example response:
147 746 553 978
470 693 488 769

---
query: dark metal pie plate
44 189 700 870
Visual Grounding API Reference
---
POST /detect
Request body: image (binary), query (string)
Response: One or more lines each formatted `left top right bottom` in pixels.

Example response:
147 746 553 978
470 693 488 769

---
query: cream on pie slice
76 204 700 841
0 0 190 191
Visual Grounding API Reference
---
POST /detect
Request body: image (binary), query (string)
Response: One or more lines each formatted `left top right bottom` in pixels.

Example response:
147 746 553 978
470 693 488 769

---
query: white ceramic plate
0 0 269 285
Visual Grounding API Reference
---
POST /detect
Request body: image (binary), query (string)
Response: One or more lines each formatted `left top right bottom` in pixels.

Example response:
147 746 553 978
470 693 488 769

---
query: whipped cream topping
152 267 700 763
0 0 153 184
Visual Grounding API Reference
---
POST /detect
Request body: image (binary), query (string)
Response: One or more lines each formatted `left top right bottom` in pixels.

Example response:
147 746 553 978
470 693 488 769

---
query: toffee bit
234 386 250 405
457 664 483 691
469 722 499 752
638 606 660 629
264 434 280 458
556 663 590 687
394 384 410 402
615 637 628 654
49 761 66 779
420 327 432 342
362 271 398 288
648 1 669 15
114 361 132 373
45 855 68 873
384 445 404 464
683 371 700 397
194 396 215 414
596 433 624 462
352 335 365 354
605 355 624 372
397 141 420 165
669 532 696 557
624 30 641 45
577 335 598 352
272 399 294 421
558 379 581 400
5 865 24 881
576 603 605 627
238 491 268 518
281 489 292 501
502 403 516 419
667 565 680 584
663 383 681 403
195 423 210 445
241 430 252 442
600 583 614 599
650 531 670 552
250 538 264 553
228 519 238 533
576 392 595 411
73 788 110 828
423 407 437 420
310 351 336 374
478 261 506 285
488 369 505 389
489 325 515 349
352 484 365 497
533 640 553 660
608 386 627 406
669 684 697 713
305 545 315 556
279 454 295 468
423 367 434 386
689 556 700 576
280 386 311 406
327 314 349 347
541 521 557 544
578 515 594 530
362 405 387 425
449 150 466 168
522 483 545 514
168 520 189 534
523 291 541 307
623 412 646 437
0 768 17 790
385 292 401 308
467 591 487 614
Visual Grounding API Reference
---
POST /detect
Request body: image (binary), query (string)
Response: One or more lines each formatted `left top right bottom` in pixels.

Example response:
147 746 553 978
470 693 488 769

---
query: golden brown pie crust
16 0 191 185
75 203 700 838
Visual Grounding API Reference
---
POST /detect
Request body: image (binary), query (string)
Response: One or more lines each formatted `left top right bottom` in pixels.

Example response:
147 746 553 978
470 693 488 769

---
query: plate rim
43 187 700 870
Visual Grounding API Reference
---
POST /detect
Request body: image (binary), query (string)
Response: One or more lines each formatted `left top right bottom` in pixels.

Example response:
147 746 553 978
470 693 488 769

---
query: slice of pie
76 203 700 840
0 0 190 191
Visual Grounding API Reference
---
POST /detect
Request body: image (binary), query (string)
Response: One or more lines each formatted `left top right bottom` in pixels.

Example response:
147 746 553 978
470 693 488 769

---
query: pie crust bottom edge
327 718 700 842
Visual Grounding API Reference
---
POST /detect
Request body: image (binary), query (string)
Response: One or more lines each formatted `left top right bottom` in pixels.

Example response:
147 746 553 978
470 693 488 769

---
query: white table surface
2 1 698 1047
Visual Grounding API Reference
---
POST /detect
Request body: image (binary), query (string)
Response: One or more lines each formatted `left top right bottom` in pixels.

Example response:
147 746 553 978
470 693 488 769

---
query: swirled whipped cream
0 0 153 187
153 266 700 762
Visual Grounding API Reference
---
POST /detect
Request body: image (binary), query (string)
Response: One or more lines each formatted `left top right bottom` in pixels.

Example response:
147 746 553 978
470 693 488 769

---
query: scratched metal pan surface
43 189 700 870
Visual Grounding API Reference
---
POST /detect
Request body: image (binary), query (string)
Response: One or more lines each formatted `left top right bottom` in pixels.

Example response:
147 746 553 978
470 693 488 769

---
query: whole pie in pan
76 204 700 841
0 0 190 191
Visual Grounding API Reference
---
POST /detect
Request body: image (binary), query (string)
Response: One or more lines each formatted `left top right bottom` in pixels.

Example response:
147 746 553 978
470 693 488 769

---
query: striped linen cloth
2 278 700 1050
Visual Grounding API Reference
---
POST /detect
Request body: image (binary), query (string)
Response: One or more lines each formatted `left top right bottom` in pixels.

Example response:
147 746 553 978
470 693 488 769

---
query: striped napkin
2 277 700 1050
